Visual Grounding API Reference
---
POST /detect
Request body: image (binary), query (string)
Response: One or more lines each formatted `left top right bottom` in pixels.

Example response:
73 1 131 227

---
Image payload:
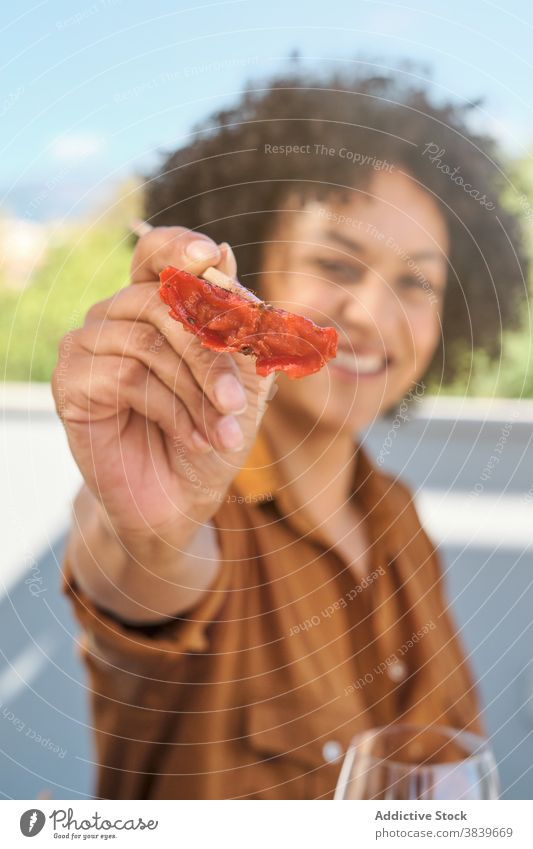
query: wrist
97 507 198 571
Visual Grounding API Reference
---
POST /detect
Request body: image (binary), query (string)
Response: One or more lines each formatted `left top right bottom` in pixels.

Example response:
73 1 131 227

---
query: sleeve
61 528 235 681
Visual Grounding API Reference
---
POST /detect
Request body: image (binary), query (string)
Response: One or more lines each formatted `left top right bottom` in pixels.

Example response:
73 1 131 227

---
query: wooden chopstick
201 266 261 303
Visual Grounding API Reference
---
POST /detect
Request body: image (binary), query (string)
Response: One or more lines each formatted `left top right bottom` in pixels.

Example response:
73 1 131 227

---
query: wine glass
334 723 500 800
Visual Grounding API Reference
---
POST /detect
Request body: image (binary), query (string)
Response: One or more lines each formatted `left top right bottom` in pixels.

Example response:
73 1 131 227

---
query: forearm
65 485 220 624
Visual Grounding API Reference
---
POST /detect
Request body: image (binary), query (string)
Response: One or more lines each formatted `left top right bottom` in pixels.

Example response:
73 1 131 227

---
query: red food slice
159 266 338 379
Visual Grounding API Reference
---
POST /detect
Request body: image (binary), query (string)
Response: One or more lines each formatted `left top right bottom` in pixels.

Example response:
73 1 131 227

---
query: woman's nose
339 271 400 332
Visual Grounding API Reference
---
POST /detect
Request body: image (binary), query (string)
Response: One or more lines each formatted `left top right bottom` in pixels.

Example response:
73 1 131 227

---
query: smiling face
259 169 449 433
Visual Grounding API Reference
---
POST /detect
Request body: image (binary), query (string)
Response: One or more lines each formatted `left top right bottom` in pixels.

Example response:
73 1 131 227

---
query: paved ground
1 385 532 799
1 385 92 799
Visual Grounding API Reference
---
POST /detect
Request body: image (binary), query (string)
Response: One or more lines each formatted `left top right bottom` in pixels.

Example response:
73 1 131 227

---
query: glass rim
346 722 495 772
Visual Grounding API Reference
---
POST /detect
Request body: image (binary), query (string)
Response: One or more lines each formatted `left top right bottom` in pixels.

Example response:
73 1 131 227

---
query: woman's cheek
407 307 442 378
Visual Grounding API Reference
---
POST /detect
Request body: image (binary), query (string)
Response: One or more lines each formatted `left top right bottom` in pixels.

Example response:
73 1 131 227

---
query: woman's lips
330 347 390 379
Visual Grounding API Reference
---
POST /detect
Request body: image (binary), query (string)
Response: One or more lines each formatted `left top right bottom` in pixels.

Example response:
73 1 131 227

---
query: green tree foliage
1 223 132 381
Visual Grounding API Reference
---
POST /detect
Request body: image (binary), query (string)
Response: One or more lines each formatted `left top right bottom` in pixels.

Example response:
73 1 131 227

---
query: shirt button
387 660 407 682
322 740 343 763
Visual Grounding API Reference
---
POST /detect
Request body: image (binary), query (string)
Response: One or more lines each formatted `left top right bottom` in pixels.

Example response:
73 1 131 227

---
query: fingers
131 226 222 284
84 284 250 417
56 349 247 456
58 226 273 460
131 228 252 301
76 319 246 452
217 242 238 278
56 352 200 447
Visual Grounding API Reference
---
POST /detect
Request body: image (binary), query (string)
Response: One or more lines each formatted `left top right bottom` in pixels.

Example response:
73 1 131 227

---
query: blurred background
1 0 533 799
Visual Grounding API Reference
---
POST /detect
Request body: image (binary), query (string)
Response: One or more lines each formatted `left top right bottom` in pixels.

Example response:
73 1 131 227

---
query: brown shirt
62 431 482 800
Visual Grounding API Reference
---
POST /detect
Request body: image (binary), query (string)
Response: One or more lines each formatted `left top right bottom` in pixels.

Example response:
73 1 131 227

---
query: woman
54 67 526 799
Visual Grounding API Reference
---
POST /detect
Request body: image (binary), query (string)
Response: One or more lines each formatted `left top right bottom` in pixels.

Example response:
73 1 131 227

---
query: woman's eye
313 258 363 283
397 274 436 296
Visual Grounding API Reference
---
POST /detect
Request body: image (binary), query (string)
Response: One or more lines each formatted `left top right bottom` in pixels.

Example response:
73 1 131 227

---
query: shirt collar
232 427 396 552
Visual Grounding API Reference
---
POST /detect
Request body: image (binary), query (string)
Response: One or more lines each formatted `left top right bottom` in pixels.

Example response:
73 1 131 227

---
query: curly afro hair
144 63 528 382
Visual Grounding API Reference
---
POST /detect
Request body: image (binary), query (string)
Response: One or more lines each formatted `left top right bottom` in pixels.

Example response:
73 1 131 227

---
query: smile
331 348 389 377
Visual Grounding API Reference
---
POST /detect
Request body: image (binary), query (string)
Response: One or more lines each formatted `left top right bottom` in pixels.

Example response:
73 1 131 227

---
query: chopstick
201 264 261 303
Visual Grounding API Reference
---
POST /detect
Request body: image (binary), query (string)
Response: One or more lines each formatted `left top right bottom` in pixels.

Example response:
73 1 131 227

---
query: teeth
334 349 386 375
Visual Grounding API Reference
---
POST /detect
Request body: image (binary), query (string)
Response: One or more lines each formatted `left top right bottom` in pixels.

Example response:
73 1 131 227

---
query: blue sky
3 0 533 219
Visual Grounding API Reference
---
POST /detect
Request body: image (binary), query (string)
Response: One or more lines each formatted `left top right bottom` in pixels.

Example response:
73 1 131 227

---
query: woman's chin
273 368 406 436
298 393 384 435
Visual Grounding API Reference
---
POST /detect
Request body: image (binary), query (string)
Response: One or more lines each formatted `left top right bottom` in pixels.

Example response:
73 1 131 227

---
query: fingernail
214 374 247 414
186 239 218 260
217 415 244 452
191 430 212 453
